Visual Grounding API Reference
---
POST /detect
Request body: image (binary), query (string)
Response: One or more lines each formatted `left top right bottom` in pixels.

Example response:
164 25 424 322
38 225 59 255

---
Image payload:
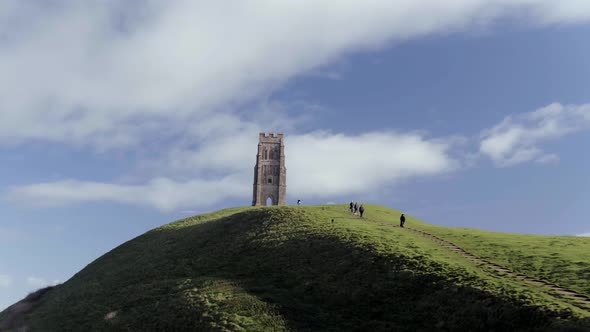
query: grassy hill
2 204 590 331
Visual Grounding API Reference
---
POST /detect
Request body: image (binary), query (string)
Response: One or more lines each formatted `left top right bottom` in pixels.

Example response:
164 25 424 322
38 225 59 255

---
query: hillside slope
403 211 590 297
2 205 590 331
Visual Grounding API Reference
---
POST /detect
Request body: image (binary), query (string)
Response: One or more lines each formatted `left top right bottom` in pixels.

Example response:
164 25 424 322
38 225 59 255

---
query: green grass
400 212 590 297
3 204 590 331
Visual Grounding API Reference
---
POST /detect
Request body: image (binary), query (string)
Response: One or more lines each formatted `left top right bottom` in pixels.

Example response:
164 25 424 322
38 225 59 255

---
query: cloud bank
2 1 590 148
3 2 590 210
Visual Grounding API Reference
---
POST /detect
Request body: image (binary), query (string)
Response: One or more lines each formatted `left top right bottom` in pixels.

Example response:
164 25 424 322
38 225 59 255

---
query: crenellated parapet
258 132 284 142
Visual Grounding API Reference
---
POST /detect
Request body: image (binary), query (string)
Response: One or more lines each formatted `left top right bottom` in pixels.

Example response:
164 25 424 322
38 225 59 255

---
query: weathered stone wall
252 133 286 206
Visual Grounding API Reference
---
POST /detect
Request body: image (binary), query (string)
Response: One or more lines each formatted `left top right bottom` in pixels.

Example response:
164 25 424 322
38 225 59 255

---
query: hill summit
2 205 590 331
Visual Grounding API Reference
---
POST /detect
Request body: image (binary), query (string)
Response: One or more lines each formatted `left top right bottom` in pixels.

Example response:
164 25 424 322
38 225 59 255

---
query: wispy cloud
577 232 590 237
7 176 251 212
480 103 590 167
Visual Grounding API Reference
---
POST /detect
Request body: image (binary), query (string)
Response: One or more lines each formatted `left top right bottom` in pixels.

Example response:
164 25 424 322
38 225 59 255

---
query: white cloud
288 132 457 197
1 1 590 148
5 130 458 211
8 101 588 210
479 103 590 167
577 232 590 237
0 274 13 288
3 2 590 210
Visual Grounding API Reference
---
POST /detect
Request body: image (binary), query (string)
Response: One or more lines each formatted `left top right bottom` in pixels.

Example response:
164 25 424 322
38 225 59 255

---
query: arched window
264 149 268 160
268 177 272 184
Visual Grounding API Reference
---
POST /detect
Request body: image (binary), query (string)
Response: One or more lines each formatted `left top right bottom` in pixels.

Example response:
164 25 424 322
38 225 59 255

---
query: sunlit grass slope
5 205 590 331
400 210 590 297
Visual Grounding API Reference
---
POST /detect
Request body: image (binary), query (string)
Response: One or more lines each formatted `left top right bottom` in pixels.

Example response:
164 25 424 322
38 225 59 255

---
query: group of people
349 201 365 218
349 201 406 227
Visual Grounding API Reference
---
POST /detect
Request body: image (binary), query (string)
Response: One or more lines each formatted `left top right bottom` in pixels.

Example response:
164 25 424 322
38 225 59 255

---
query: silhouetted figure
354 202 358 214
400 213 406 227
359 205 365 218
349 201 354 213
297 199 301 205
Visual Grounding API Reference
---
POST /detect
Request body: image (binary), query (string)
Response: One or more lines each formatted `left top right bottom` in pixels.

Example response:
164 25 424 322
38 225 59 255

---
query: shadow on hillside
24 209 590 331
145 210 590 331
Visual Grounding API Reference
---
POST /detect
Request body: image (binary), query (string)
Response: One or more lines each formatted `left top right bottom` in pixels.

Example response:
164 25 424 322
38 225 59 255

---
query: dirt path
403 225 590 310
351 212 590 311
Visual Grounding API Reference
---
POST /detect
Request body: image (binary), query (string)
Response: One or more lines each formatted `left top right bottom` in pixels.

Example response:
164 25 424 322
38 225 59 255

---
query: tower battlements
259 132 284 141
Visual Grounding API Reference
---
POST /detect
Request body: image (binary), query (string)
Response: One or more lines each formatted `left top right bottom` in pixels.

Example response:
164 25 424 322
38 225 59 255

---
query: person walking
349 201 354 213
400 213 406 227
354 202 358 215
359 205 365 218
297 199 301 206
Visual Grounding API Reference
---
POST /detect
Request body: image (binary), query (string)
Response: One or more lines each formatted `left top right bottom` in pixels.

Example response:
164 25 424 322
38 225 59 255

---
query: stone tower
252 132 286 206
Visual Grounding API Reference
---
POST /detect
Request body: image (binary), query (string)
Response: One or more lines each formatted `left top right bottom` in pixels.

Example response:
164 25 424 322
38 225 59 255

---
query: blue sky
1 1 590 310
